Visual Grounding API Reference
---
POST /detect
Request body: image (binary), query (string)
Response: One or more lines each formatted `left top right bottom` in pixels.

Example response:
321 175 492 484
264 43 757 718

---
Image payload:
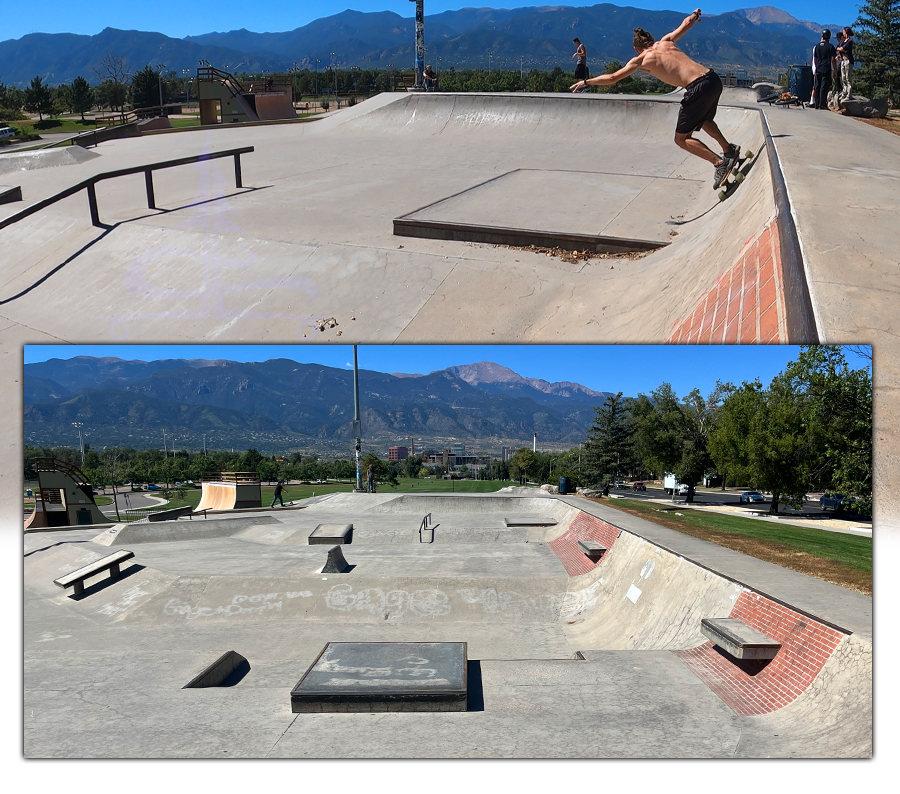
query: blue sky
2 2 858 41
23 345 871 399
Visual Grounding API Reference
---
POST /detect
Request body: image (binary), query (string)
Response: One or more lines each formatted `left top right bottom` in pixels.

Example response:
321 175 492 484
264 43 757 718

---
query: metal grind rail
419 513 434 543
0 146 253 231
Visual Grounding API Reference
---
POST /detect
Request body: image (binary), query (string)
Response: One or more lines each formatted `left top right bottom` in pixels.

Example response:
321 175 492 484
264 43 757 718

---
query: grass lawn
8 117 99 136
167 117 201 128
593 497 872 595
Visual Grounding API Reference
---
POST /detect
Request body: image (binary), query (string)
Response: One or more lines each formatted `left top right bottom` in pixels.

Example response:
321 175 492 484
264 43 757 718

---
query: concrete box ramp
91 515 282 545
0 144 99 175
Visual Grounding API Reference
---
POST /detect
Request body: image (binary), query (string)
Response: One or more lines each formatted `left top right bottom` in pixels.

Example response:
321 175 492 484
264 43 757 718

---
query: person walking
812 29 838 109
366 465 375 494
270 480 285 507
573 38 589 88
838 27 854 101
570 10 741 189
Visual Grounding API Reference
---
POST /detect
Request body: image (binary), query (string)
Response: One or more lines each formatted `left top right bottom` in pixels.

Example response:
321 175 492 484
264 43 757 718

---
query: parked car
613 480 627 489
739 491 765 504
821 493 855 511
676 483 691 495
632 482 646 491
145 484 160 490
0 126 17 139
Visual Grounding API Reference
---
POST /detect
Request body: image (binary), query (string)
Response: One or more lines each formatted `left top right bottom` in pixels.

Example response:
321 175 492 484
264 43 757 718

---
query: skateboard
717 150 756 202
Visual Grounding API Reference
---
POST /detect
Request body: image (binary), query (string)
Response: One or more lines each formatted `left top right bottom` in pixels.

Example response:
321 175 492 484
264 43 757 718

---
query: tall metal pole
410 0 425 88
353 345 362 491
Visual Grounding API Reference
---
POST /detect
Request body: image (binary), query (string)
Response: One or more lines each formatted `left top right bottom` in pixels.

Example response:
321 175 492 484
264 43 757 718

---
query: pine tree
854 0 900 102
24 75 52 122
69 76 94 122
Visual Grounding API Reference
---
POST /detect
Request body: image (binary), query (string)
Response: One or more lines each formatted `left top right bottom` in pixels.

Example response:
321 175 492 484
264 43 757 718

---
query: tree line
574 346 872 513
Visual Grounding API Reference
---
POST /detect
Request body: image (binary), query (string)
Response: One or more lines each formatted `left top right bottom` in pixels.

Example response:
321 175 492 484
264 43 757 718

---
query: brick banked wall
548 511 621 576
668 220 787 344
675 591 846 716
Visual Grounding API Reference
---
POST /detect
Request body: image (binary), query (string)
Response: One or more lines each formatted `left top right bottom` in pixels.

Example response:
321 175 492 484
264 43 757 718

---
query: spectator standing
812 29 838 109
573 38 589 86
838 27 854 100
366 465 375 494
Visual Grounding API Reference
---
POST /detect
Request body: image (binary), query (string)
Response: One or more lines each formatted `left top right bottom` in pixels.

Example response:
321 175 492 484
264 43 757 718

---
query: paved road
610 485 862 519
98 491 167 516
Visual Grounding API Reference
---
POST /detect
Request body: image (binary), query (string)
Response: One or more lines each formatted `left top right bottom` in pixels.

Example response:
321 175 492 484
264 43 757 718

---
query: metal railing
419 513 434 543
201 471 260 483
0 146 253 231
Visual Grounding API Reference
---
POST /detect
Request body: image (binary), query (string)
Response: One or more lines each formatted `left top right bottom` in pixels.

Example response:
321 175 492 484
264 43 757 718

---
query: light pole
331 52 337 97
315 59 320 97
162 429 168 459
156 63 166 111
72 422 85 466
488 50 493 72
352 345 362 492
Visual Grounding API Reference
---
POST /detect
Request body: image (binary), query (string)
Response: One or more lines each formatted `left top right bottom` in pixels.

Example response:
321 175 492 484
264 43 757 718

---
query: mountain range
24 356 613 453
0 4 845 87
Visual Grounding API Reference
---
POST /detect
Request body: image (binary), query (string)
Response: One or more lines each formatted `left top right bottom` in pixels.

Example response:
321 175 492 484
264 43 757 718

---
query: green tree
131 65 163 109
69 76 94 121
583 392 631 485
404 455 423 478
593 61 646 94
24 76 53 121
708 382 762 488
854 0 900 102
509 448 536 483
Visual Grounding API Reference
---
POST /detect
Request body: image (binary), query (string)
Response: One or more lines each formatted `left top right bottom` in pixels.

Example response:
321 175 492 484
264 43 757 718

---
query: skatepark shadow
24 539 93 558
0 227 114 305
68 563 146 600
0 187 272 306
218 658 252 687
467 660 484 711
711 644 773 676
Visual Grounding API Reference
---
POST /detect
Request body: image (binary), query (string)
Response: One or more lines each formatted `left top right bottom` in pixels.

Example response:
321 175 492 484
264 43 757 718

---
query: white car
739 491 765 504
677 484 691 495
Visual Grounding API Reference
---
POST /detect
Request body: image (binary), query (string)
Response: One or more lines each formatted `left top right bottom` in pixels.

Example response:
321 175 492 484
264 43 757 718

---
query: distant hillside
24 357 612 452
0 4 837 87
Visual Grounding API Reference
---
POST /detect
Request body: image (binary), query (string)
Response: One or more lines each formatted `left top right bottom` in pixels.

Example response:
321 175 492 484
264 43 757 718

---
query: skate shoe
725 143 741 161
713 158 734 189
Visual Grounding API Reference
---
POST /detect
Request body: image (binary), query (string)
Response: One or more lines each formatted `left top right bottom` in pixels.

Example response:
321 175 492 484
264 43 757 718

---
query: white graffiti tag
324 585 451 616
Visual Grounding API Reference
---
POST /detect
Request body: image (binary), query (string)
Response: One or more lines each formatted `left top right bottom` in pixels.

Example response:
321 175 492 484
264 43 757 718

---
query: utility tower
410 0 425 89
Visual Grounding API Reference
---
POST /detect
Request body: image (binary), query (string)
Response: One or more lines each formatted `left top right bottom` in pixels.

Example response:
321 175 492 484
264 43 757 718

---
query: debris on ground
314 317 339 332
498 244 650 263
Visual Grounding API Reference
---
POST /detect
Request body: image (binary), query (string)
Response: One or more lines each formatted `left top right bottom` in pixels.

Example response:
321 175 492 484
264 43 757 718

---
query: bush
320 99 330 111
0 108 26 121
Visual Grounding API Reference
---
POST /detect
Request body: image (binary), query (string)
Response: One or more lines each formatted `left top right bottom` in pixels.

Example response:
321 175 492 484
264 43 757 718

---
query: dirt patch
499 244 650 264
856 116 900 137
588 498 872 596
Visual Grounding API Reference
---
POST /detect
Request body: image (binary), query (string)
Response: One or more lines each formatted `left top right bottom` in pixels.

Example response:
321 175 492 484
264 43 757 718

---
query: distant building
388 446 408 461
722 70 753 88
451 442 466 457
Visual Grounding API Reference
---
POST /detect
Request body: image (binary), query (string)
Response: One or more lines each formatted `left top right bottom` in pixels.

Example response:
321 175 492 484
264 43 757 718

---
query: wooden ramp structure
196 472 262 512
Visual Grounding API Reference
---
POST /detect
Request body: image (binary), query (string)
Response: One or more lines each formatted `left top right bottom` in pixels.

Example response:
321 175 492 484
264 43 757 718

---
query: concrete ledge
291 642 467 713
53 549 134 595
308 523 353 544
0 184 22 204
577 539 606 560
700 617 782 660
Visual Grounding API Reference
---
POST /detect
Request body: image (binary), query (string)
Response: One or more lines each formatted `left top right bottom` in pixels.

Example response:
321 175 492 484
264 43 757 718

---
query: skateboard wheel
734 173 745 184
718 190 727 201
745 150 754 159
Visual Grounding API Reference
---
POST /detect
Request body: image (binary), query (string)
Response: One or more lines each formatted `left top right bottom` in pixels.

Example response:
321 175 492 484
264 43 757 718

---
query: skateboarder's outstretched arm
570 56 642 91
661 9 702 43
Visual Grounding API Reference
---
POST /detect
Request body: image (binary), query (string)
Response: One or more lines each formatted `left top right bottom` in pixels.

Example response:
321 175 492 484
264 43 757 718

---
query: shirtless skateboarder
570 9 740 189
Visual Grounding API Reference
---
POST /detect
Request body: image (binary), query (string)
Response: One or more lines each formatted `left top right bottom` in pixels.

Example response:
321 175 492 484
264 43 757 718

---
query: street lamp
315 58 320 97
331 52 337 97
155 63 167 111
488 50 493 71
72 422 85 466
182 68 191 102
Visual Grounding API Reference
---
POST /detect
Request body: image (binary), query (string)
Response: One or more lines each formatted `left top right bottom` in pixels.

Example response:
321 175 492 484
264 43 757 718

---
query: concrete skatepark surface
1 87 894 774
23 492 871 758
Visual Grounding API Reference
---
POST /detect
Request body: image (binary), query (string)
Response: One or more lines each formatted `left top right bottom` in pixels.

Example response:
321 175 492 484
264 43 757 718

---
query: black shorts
676 70 722 134
575 62 588 81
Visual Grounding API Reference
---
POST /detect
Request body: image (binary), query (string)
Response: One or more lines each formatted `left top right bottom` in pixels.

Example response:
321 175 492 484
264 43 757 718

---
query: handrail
418 512 433 543
0 146 253 231
34 457 91 487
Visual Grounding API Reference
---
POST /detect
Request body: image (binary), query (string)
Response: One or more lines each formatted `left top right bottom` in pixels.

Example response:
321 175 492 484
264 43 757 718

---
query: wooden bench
53 550 135 596
577 540 606 560
700 618 782 660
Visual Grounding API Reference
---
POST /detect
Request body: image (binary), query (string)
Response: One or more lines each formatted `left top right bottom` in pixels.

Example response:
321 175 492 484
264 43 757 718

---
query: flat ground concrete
22 492 871 758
